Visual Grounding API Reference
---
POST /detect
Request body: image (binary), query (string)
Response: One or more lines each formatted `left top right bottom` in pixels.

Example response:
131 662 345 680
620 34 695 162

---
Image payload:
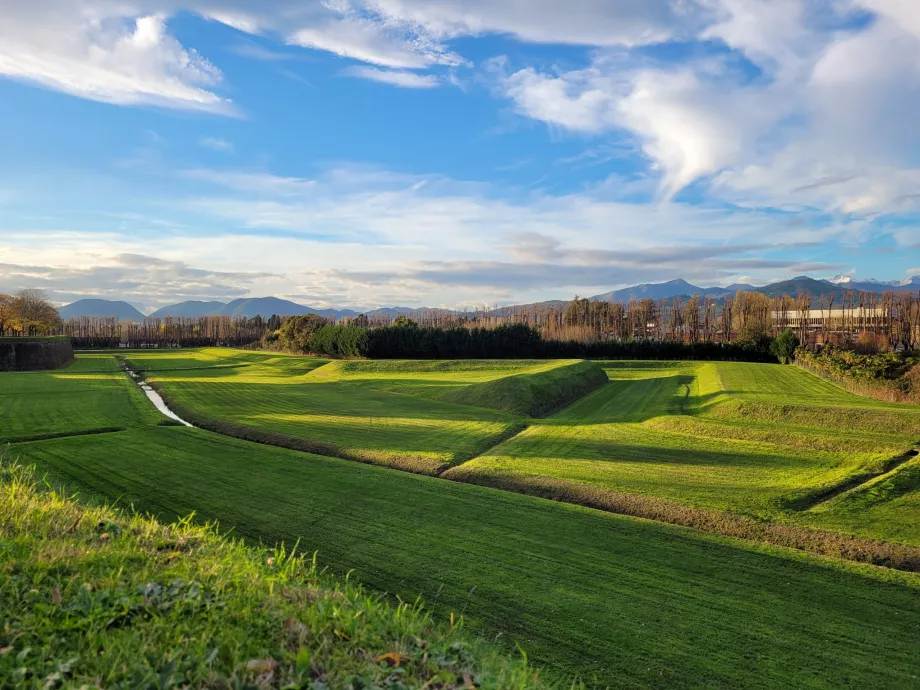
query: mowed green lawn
0 353 161 442
448 361 920 545
125 349 920 544
13 424 920 689
126 349 564 473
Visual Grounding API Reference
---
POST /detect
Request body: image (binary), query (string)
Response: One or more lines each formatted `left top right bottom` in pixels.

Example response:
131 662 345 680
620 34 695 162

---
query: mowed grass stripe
0 353 163 442
16 426 920 689
453 360 920 548
130 351 529 472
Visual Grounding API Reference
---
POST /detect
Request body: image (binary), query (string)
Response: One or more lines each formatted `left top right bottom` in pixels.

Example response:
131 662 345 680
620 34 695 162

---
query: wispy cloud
342 66 439 88
0 8 233 114
199 137 235 153
227 41 293 62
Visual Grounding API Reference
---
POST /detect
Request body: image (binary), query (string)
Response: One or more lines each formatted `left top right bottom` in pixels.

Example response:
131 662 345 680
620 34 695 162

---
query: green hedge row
305 323 778 362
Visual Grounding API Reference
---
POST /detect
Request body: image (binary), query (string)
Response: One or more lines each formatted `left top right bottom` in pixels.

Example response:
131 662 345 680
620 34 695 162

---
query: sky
0 0 918 312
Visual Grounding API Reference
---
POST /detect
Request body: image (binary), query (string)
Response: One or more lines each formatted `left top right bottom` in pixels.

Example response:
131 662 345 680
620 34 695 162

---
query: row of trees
8 285 915 353
273 316 780 362
0 290 60 336
61 315 281 348
326 289 917 352
537 289 919 350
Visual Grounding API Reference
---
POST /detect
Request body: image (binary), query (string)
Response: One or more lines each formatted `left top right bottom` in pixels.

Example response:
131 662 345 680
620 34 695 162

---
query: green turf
125 349 540 473
440 359 608 417
1 458 547 688
0 353 162 443
15 425 920 689
446 361 920 545
802 455 920 545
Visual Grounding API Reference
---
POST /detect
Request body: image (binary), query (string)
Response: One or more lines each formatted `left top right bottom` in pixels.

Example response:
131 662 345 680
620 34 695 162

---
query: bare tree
9 289 59 336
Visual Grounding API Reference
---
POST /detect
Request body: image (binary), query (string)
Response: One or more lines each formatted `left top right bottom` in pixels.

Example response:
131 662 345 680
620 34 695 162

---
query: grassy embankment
5 352 920 686
129 350 920 550
126 351 606 475
0 457 547 688
448 361 920 549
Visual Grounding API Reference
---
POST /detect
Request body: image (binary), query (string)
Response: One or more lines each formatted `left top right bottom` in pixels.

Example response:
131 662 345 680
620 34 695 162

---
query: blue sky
0 0 917 312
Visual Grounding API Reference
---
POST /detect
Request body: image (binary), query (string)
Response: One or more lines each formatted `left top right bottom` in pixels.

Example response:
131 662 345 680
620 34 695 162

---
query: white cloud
343 66 439 88
491 56 783 198
492 62 621 133
365 0 695 47
287 14 463 69
178 164 848 256
199 137 235 152
488 0 920 212
0 6 232 113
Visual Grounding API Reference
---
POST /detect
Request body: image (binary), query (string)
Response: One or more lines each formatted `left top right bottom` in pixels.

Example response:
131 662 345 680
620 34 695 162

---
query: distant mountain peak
59 298 146 321
829 273 853 284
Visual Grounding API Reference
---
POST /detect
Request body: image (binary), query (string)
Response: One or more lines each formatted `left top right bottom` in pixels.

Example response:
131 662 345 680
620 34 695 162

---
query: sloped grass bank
14 427 920 689
453 361 920 547
0 457 548 689
442 467 920 572
441 360 608 417
127 352 533 474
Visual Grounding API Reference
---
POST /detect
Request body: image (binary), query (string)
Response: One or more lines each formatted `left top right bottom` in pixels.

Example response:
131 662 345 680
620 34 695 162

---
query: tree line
349 289 919 352
61 314 282 348
0 290 60 336
5 285 916 356
271 315 779 362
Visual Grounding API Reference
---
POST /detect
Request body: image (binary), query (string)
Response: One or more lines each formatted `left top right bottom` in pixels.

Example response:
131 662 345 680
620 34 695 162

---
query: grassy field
126 350 603 474
447 361 920 546
0 353 161 443
13 424 920 688
1 458 546 688
126 350 920 545
7 349 920 686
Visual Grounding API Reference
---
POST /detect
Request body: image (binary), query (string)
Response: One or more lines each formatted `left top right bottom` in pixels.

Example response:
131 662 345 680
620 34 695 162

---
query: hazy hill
149 301 226 318
707 283 758 297
590 279 703 303
151 298 366 320
61 274 919 323
59 299 146 320
756 277 845 299
212 297 321 319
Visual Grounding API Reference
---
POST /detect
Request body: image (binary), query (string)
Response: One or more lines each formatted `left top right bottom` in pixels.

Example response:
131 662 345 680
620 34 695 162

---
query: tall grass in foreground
0 456 554 689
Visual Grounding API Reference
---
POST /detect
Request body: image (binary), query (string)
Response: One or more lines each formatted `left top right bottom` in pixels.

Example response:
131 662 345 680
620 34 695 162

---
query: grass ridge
144 378 453 475
440 360 608 417
1 427 128 445
0 455 552 688
440 467 920 572
785 449 920 511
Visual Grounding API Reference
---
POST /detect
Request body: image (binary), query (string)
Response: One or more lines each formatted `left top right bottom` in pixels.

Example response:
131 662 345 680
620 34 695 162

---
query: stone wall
0 339 74 371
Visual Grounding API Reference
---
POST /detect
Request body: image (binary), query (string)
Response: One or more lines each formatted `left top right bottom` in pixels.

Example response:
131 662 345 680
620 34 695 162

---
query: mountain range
59 299 147 321
59 275 920 320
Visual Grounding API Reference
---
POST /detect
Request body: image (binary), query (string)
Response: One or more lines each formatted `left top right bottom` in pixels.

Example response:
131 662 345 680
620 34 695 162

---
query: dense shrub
770 329 799 364
301 321 778 362
308 324 368 358
854 331 888 355
361 323 544 359
795 347 920 403
543 337 776 363
276 313 328 352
